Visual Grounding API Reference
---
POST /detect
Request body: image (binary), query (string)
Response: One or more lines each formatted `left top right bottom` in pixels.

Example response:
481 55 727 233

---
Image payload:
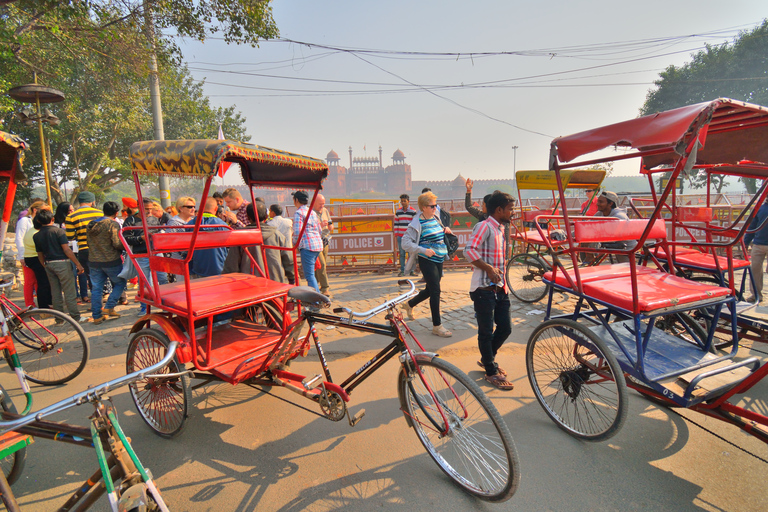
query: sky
179 1 768 185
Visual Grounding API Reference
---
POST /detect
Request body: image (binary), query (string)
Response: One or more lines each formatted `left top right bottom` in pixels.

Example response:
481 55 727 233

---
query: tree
0 1 271 207
640 20 768 194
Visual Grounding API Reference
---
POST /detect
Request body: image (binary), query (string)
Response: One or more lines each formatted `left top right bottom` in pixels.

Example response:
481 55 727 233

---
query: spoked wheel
0 384 26 485
126 328 191 438
506 253 549 303
9 308 89 385
527 319 628 441
655 312 709 349
398 355 520 502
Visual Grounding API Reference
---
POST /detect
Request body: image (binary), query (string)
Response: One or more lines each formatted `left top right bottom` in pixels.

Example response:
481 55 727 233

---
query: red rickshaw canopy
0 131 27 183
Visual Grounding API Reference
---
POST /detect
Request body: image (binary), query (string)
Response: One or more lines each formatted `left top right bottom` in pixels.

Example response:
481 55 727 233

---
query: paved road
2 270 768 511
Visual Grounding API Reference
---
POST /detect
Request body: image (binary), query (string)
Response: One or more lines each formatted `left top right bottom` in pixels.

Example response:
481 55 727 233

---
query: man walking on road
314 193 333 296
394 194 417 276
86 201 127 324
65 191 102 302
464 191 515 391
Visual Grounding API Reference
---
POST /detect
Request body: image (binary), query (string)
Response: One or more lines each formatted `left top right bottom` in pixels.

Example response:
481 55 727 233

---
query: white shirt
268 215 294 248
15 216 32 260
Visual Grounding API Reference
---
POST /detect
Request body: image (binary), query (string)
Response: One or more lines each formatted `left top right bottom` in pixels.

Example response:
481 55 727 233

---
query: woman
401 192 453 338
22 203 53 309
167 197 196 282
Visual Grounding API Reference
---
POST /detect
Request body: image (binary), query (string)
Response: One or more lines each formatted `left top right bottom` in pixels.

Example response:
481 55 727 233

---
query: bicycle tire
398 355 520 502
126 328 191 438
0 384 26 485
9 308 89 385
506 253 549 303
526 319 628 441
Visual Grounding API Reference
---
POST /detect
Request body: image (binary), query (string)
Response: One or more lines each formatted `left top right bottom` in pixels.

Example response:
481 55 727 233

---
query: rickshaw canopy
550 98 768 172
130 139 328 185
516 169 606 191
0 131 27 183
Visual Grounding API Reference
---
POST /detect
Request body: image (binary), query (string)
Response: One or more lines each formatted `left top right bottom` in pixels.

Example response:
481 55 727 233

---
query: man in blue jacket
745 199 768 303
187 197 229 278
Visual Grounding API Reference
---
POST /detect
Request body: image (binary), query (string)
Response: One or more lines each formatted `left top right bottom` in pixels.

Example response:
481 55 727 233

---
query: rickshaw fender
397 352 439 427
129 315 193 364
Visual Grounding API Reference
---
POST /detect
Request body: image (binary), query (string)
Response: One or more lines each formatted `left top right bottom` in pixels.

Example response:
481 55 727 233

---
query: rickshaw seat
581 272 731 313
510 229 568 246
651 247 700 259
573 218 667 244
543 263 658 286
151 229 263 252
671 252 750 271
159 274 292 317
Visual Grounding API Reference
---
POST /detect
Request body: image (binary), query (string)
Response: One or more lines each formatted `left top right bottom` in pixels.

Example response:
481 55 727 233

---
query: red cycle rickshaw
121 139 520 502
525 98 768 445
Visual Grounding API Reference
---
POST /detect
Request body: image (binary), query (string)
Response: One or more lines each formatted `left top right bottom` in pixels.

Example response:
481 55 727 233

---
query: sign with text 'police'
328 233 394 255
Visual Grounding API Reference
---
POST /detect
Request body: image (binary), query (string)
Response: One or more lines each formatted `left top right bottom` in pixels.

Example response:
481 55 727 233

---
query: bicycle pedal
302 374 323 390
347 408 366 427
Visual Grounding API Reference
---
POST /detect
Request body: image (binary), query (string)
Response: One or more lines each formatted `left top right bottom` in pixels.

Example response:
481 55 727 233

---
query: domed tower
385 148 411 195
326 150 340 165
324 149 346 197
392 149 406 165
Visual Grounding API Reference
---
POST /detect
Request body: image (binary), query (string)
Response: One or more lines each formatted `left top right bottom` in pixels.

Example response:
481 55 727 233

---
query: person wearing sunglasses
167 197 197 282
401 191 453 338
581 187 599 216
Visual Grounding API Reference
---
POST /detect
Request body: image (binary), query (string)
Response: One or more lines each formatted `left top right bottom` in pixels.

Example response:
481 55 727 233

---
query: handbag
443 232 459 258
117 255 138 280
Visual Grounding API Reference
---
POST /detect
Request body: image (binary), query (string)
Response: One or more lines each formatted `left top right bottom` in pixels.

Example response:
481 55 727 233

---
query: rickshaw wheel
655 312 709 350
126 328 191 438
506 253 549 303
527 319 628 441
0 384 26 485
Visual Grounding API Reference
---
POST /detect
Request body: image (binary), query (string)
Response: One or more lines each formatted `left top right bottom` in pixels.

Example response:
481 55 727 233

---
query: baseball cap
292 190 309 204
600 190 619 205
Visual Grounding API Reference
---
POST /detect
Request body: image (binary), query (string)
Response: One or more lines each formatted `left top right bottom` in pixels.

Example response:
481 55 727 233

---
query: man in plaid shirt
222 189 250 228
464 191 515 391
292 190 324 292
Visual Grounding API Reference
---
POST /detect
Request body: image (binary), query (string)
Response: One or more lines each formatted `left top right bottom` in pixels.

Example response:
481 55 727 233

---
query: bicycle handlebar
0 278 14 291
332 280 416 320
0 341 180 434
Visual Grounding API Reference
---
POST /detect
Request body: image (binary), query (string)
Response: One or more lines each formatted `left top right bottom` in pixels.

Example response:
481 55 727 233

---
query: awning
0 131 27 183
516 169 606 190
130 139 328 184
550 98 768 171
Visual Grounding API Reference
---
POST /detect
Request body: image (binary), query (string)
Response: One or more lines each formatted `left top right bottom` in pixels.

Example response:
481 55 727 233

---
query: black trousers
77 249 91 298
409 257 443 326
470 288 512 376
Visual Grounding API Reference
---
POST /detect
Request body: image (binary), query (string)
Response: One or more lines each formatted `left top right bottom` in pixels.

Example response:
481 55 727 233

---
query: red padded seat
581 272 731 312
671 252 750 271
158 273 292 317
543 263 659 287
652 247 700 259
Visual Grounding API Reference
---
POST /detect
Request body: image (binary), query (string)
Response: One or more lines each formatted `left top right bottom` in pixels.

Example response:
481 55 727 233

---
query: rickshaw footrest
347 408 366 427
302 375 323 390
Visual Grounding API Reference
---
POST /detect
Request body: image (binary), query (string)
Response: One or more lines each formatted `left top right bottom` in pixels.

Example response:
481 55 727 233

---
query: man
745 198 768 302
222 189 250 228
223 202 295 283
124 198 169 315
313 193 333 296
292 190 323 292
594 190 633 262
86 201 127 324
581 188 599 216
465 179 513 258
65 191 102 302
188 197 229 278
464 191 515 391
34 209 87 323
268 204 293 247
394 194 417 276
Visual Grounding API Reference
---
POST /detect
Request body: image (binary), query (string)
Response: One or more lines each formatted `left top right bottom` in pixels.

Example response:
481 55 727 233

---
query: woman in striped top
401 192 453 338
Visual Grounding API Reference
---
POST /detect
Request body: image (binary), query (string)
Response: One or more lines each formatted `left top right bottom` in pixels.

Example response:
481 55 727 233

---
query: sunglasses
426 204 438 209
181 205 196 209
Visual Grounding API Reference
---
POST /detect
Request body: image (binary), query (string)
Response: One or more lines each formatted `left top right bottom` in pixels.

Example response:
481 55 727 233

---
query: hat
600 190 620 206
292 190 309 204
121 197 138 209
77 191 96 204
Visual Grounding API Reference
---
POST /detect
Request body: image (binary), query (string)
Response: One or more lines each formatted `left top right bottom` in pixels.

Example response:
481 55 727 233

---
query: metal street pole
511 145 518 175
144 0 170 208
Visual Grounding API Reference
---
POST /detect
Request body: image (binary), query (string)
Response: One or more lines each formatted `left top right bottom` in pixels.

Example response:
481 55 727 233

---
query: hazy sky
179 1 767 184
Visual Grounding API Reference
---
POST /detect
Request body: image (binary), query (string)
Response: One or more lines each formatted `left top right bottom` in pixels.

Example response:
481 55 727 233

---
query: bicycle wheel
506 253 549 303
126 328 191 438
398 355 520 502
0 384 26 485
9 308 89 385
655 312 708 348
526 319 628 441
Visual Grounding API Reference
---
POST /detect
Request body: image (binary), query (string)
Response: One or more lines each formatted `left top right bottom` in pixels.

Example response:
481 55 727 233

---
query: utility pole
511 145 518 175
144 0 170 208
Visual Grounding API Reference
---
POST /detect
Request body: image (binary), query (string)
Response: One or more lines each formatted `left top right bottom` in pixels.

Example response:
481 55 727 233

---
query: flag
217 124 232 178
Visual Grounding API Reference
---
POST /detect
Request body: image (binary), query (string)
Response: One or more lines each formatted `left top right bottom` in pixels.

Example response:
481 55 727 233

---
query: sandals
484 373 515 391
477 360 507 376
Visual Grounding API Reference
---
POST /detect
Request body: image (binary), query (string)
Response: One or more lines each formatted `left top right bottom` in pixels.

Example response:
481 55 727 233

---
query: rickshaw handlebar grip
0 341 180 434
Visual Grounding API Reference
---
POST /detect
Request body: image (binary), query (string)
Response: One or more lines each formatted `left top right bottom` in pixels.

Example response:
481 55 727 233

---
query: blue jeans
299 248 320 292
91 264 127 318
397 236 406 271
470 288 512 376
136 257 168 313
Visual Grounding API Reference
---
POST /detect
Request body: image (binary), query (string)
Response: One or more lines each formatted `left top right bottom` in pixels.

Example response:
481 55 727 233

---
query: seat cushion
543 263 659 287
672 252 751 271
159 274 293 317
581 272 731 313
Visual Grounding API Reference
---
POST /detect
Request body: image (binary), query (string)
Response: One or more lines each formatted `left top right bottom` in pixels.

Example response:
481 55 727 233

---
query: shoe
137 310 147 317
397 272 404 277
81 297 91 303
417 278 426 284
93 316 105 325
484 373 515 391
75 317 89 324
402 302 415 320
477 360 507 376
118 297 128 305
409 271 417 276
103 308 121 318
432 325 452 338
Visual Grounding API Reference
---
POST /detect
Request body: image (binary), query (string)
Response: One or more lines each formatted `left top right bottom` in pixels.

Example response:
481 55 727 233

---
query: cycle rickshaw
121 139 520 501
506 168 606 302
525 98 768 445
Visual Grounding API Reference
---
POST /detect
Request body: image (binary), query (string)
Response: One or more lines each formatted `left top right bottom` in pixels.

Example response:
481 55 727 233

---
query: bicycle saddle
288 286 330 305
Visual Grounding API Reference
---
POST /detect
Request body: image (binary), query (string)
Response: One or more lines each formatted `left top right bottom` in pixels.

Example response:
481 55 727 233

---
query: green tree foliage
640 20 768 194
0 1 272 207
